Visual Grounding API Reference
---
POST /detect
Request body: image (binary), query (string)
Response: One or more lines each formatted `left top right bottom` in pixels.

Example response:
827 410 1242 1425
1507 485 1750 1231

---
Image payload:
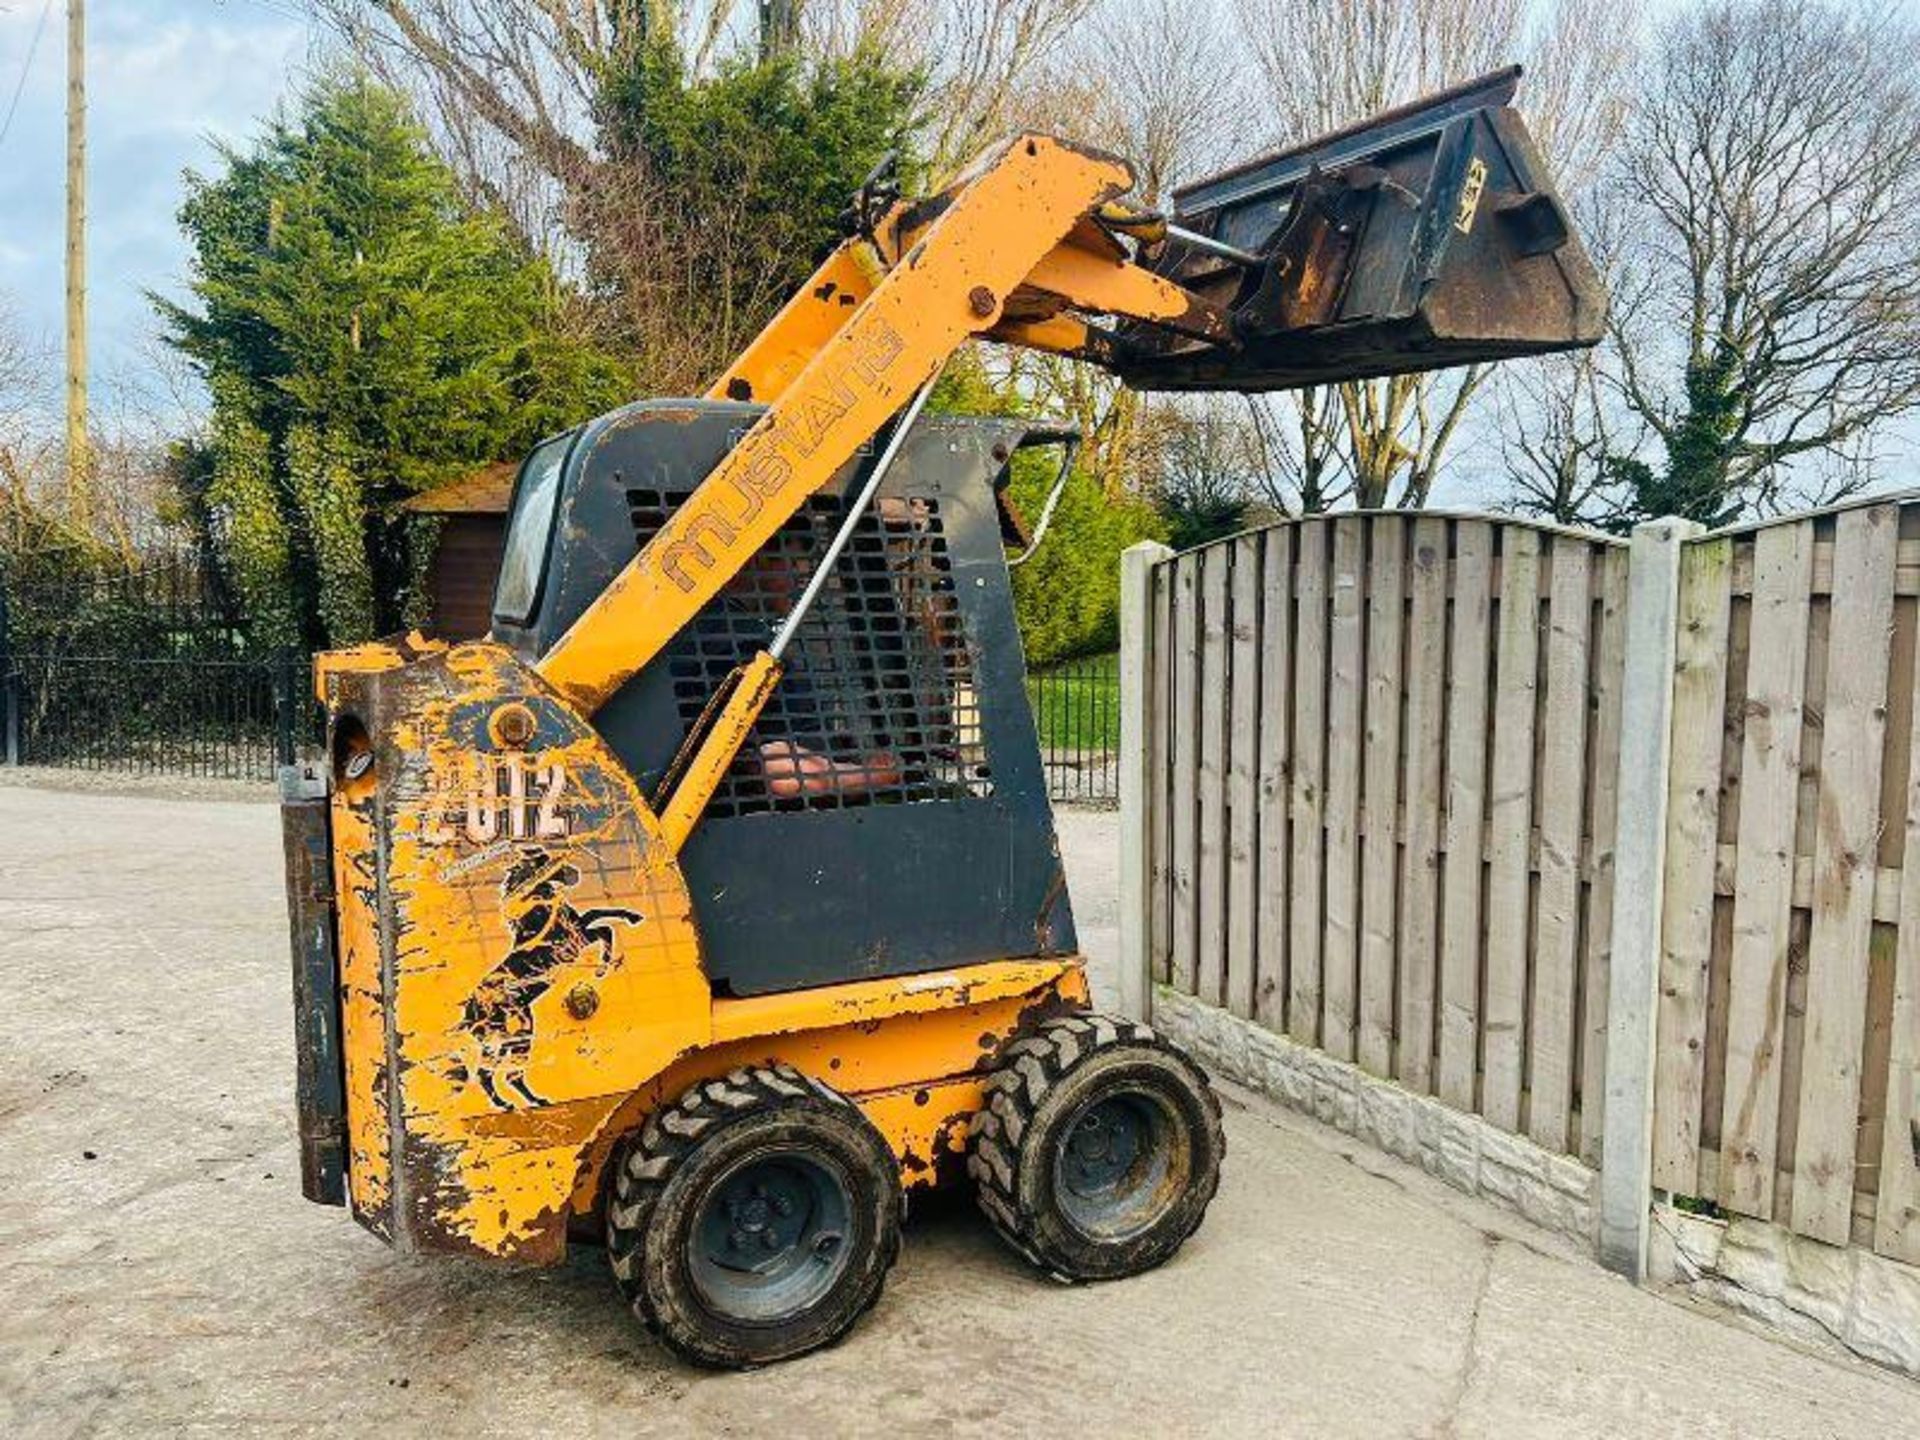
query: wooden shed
403 461 516 641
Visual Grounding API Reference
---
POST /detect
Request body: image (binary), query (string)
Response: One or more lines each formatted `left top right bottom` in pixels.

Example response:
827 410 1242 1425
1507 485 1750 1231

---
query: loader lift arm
531 69 1603 840
533 132 1184 716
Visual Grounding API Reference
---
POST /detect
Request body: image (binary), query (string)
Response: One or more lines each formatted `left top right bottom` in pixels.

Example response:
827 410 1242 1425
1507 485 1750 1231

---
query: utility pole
64 0 88 532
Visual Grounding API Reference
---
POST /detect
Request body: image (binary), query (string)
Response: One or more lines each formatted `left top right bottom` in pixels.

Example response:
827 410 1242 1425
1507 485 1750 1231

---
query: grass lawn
1025 651 1121 751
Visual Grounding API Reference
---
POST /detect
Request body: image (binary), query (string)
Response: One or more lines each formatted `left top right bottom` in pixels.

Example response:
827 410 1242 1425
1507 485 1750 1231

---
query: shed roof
402 461 518 516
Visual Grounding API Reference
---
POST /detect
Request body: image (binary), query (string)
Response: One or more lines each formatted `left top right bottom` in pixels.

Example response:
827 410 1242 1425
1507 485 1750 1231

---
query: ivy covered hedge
158 76 628 652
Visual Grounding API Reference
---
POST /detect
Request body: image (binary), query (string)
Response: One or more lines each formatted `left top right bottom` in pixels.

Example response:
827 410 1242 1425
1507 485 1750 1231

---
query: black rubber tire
605 1063 901 1368
968 1013 1224 1282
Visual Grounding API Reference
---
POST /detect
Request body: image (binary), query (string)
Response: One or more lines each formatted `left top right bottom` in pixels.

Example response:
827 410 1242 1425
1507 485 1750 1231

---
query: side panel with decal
333 642 712 1260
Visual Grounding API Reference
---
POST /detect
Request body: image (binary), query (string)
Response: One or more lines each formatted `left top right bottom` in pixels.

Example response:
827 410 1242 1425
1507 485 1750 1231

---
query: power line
218 0 318 31
0 0 54 150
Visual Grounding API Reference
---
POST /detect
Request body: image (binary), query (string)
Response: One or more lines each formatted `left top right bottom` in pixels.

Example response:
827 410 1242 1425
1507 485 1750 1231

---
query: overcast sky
0 0 314 402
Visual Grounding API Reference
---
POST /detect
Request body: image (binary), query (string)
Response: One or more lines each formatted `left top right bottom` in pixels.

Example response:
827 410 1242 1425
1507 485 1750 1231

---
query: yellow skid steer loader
279 68 1602 1367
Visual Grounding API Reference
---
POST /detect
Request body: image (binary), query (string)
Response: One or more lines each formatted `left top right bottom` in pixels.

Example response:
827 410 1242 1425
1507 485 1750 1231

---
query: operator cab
489 399 1078 998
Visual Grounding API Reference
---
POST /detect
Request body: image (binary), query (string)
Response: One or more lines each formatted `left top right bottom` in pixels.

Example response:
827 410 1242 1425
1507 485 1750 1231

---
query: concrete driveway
3 777 1918 1436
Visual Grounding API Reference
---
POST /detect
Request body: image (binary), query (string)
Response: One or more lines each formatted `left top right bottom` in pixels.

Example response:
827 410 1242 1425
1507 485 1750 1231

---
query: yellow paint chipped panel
322 641 712 1259
329 763 393 1235
857 1076 989 1189
312 631 447 701
564 963 1090 1219
709 958 1085 1044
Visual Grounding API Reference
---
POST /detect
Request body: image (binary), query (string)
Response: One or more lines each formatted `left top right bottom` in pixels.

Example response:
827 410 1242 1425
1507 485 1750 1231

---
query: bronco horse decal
451 847 641 1108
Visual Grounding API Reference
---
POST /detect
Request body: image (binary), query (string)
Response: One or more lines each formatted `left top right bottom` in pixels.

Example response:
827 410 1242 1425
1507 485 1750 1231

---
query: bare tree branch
1605 0 1920 515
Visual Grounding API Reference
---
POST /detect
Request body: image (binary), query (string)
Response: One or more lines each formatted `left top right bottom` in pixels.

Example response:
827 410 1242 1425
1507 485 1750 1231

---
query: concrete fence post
1117 540 1174 1022
1598 515 1703 1281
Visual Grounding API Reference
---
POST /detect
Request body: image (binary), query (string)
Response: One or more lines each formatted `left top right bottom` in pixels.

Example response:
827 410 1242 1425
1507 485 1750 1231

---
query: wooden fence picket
1581 548 1629 1165
1528 539 1591 1152
1226 538 1262 1019
1322 519 1365 1062
1439 522 1494 1112
1397 517 1447 1094
1195 546 1231 1009
1169 558 1200 995
1793 505 1898 1244
1881 620 1920 1265
1651 537 1732 1192
1289 525 1330 1048
1359 518 1405 1077
1148 563 1173 984
1254 528 1292 1030
1484 527 1541 1132
1717 521 1814 1219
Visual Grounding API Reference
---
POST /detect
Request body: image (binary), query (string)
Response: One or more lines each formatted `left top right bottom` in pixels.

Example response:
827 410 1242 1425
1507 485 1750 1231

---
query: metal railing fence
2 650 314 781
1026 652 1119 806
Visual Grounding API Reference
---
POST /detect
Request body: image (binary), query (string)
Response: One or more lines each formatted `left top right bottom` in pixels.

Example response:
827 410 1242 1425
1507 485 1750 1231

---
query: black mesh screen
630 489 992 816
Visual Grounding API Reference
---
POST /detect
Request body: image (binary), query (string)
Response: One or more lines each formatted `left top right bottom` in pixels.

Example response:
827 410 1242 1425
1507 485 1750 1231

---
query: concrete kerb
1157 983 1920 1385
1652 1203 1920 1379
1152 987 1598 1251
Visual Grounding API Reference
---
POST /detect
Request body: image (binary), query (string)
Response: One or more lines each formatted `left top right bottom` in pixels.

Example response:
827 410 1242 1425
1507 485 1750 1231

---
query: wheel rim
1052 1087 1189 1242
688 1149 854 1325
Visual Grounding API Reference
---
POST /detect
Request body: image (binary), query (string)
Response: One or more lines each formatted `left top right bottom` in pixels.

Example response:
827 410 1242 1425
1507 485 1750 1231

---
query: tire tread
605 1062 900 1364
967 1014 1224 1282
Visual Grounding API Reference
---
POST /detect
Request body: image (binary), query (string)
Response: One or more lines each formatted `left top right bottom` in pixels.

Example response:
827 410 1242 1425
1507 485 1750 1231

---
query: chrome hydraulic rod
767 371 941 661
1163 222 1263 267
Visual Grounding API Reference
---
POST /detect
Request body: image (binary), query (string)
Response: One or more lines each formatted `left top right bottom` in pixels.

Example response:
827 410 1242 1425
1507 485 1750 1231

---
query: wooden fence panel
1793 505 1897 1244
1360 519 1405 1077
1439 521 1494 1112
1139 499 1920 1272
1651 537 1733 1192
1398 518 1447 1094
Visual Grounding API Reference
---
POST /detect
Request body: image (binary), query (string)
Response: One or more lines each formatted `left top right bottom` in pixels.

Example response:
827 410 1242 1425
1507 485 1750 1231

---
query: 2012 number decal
425 754 571 844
